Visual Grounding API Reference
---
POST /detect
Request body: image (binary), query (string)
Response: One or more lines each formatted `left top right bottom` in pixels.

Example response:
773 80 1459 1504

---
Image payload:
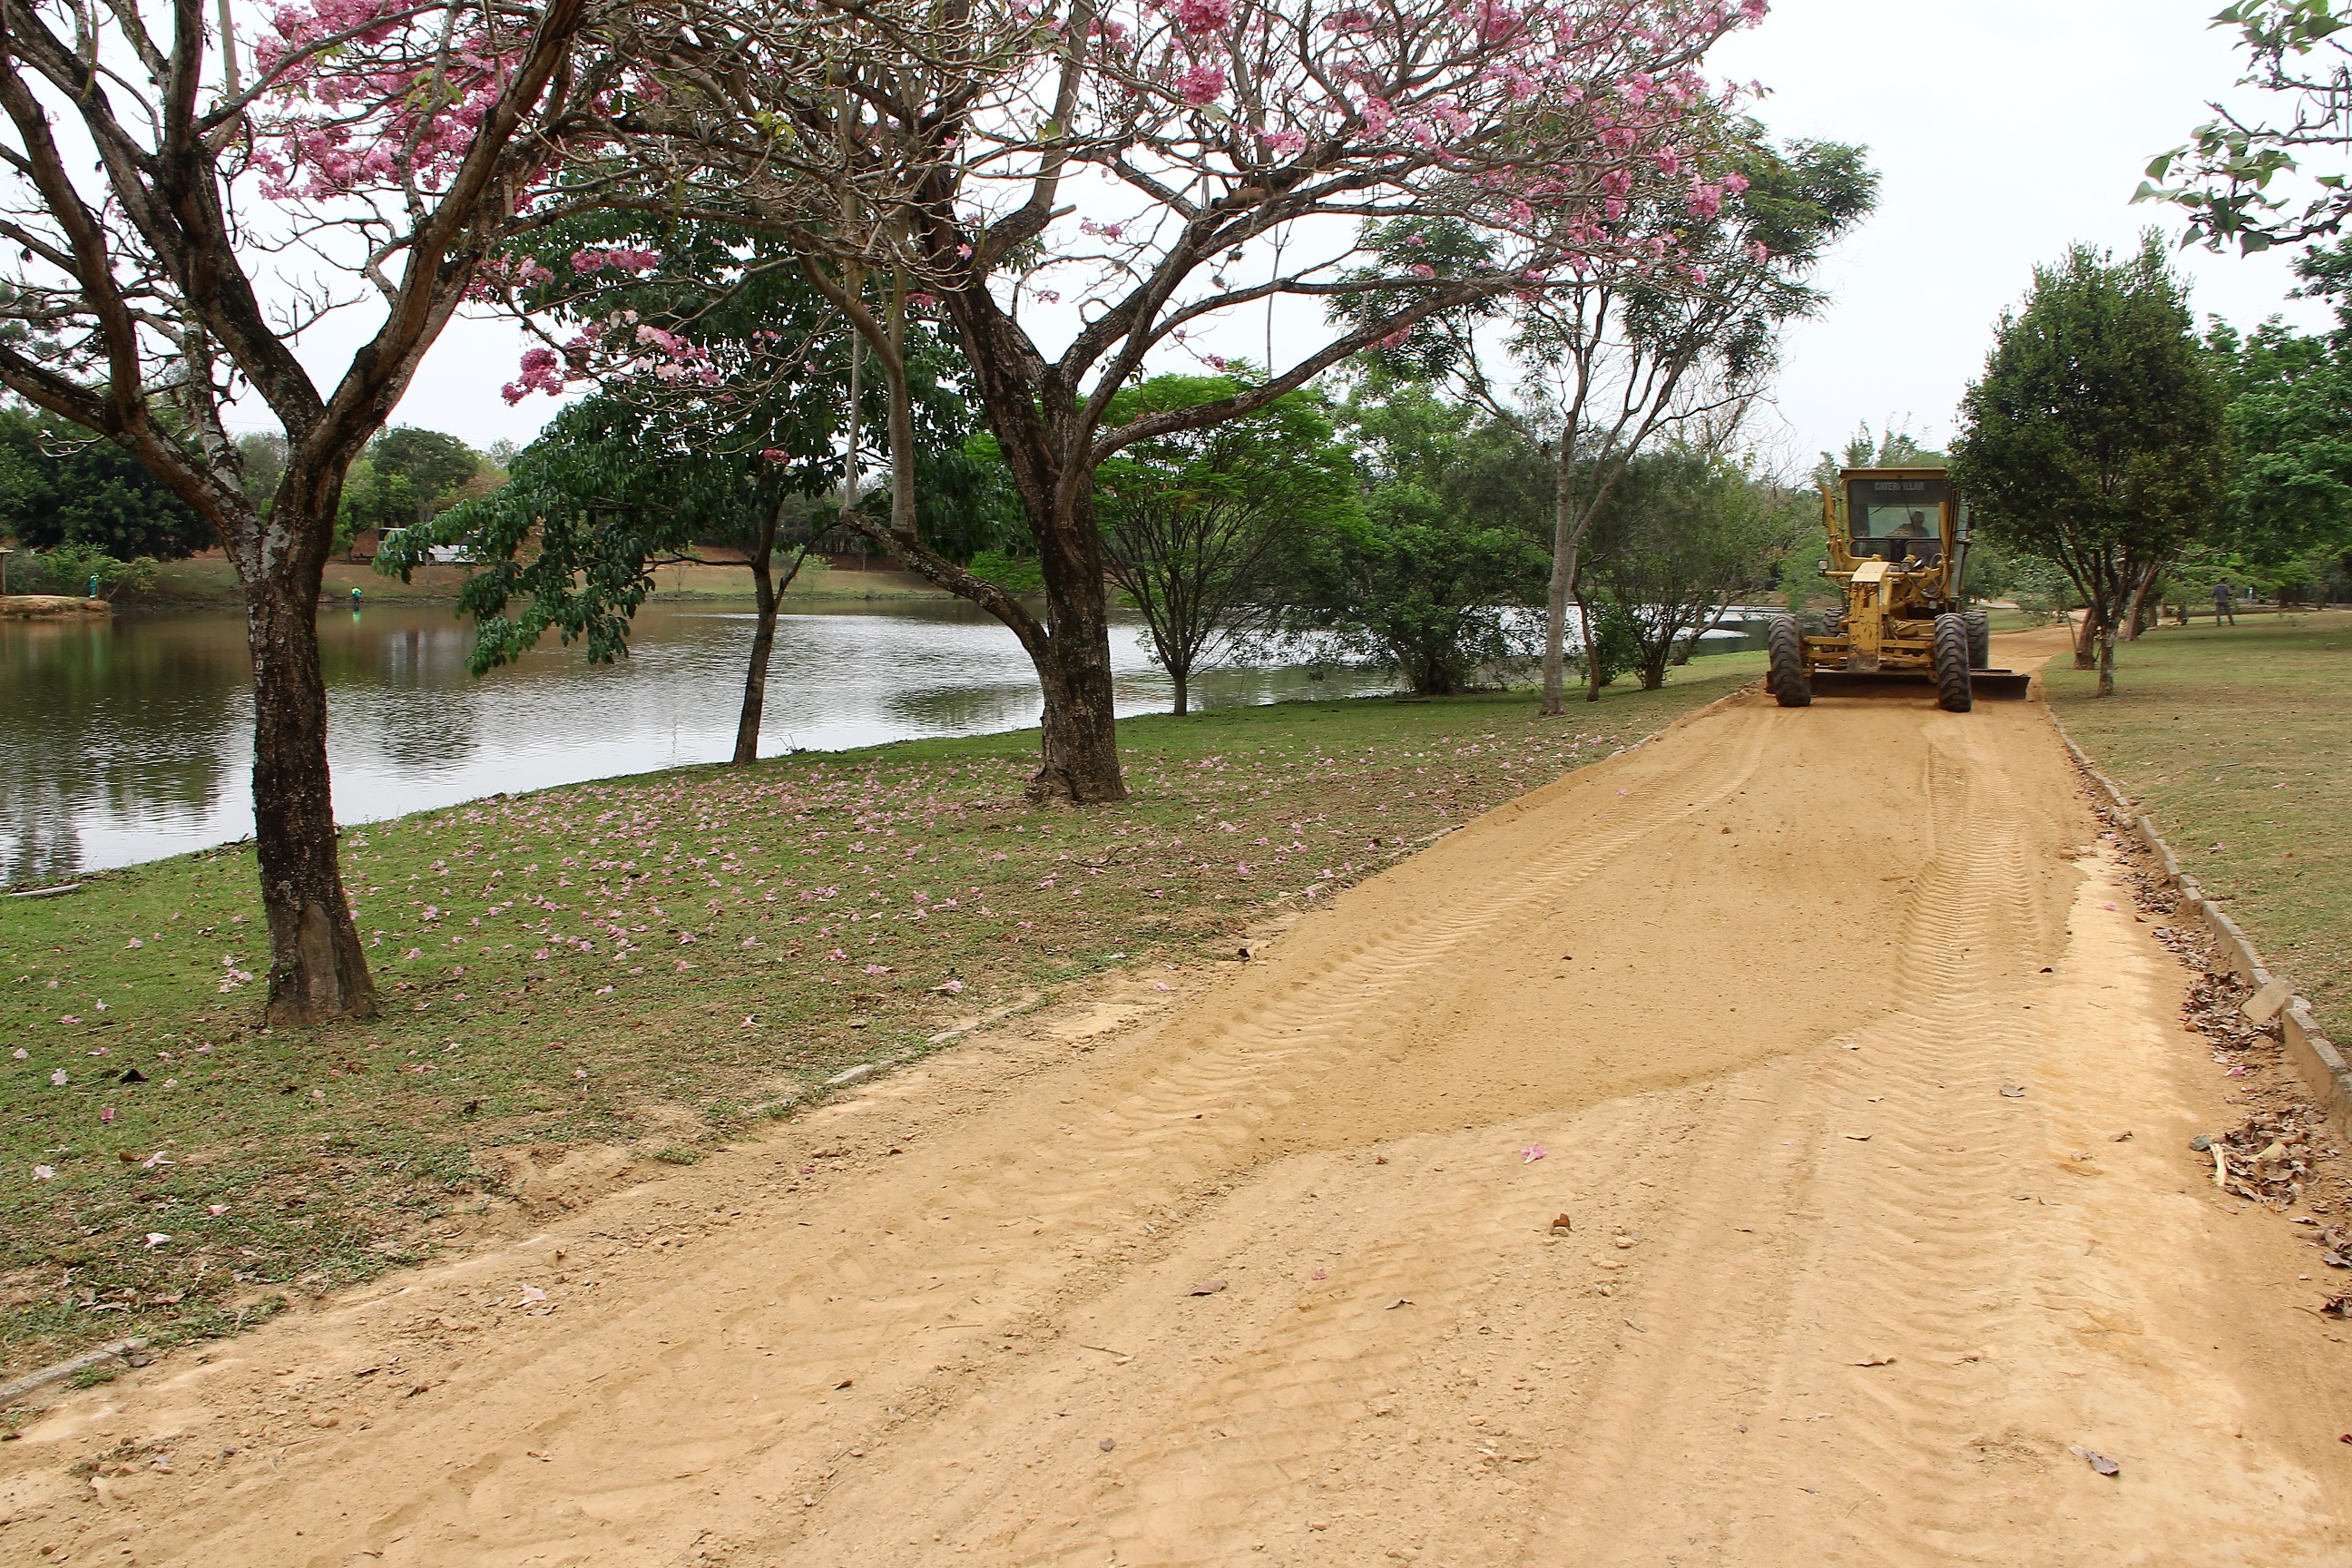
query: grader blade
1970 668 2033 700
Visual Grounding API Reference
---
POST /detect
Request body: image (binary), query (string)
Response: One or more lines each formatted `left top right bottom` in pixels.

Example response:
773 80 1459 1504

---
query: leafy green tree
408 219 988 763
335 458 418 549
2204 316 2352 577
1951 237 2229 695
1336 133 1876 715
1279 387 1550 695
1586 446 1797 691
370 427 481 518
0 406 209 560
1096 371 1361 714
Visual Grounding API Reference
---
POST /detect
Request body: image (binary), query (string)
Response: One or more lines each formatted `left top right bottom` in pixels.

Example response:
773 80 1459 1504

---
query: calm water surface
0 600 1396 885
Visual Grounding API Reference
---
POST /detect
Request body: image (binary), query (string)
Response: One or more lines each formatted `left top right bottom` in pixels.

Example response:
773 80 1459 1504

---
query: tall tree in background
1095 372 1358 715
2206 315 2352 585
1951 239 2227 696
371 428 484 522
0 0 606 1023
1337 133 1874 714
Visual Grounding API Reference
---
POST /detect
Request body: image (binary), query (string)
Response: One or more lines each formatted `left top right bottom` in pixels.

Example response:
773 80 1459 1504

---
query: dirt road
7 641 2349 1565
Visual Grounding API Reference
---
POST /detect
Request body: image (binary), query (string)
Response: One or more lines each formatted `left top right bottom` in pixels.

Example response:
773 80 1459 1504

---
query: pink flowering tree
583 0 1769 802
0 0 607 1022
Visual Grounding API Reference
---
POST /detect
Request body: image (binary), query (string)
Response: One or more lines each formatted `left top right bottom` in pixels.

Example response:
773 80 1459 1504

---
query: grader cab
1765 466 2031 711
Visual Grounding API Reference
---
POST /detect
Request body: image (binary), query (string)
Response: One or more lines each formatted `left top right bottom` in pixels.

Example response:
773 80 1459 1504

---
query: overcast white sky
366 0 2334 460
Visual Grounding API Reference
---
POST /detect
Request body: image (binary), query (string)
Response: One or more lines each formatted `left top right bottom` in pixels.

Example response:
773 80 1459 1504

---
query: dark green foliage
370 427 481 513
1097 370 1361 710
1280 387 1550 694
2142 0 2352 257
1951 237 2229 691
1587 446 1798 689
2204 315 2352 580
0 407 210 560
387 220 986 676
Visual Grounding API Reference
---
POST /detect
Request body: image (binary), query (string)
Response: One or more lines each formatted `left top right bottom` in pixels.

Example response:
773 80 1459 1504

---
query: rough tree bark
237 496 375 1022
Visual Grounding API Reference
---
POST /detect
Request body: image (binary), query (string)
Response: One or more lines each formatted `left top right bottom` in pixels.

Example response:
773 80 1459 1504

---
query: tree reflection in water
2 601 1396 883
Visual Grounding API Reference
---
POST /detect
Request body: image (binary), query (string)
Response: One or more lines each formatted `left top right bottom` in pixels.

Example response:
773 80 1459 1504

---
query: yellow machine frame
1765 466 2026 710
1805 466 1962 674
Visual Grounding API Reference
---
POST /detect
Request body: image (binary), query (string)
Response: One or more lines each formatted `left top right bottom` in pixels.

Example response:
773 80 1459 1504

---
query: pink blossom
1259 128 1308 155
1173 0 1231 34
1357 95 1395 135
571 246 661 275
1685 182 1723 220
1408 262 1436 279
1175 64 1227 106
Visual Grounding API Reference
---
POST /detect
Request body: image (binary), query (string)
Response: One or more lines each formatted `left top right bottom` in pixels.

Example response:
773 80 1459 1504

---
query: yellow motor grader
1766 466 2031 711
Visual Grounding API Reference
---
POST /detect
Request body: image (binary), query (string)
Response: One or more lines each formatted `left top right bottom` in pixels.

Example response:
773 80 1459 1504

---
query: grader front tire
1935 613 1974 712
1767 615 1811 708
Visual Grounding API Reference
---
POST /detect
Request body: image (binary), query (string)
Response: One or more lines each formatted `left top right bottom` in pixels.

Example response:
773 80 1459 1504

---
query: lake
0 600 1402 886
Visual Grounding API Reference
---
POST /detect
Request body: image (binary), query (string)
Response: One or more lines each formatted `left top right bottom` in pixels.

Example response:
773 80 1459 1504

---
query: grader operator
1764 466 2030 712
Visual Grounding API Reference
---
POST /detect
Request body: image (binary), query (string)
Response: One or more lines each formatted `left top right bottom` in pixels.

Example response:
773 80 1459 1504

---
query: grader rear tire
1935 613 1973 712
1767 614 1811 707
1964 608 1991 670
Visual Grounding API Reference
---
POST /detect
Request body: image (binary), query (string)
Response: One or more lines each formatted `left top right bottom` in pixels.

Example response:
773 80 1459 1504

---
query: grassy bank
2044 610 2350 1044
133 554 955 608
0 652 1761 1383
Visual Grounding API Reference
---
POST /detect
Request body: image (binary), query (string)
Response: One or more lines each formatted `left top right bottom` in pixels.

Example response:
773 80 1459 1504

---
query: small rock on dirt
1188 1280 1227 1297
2068 1444 2120 1477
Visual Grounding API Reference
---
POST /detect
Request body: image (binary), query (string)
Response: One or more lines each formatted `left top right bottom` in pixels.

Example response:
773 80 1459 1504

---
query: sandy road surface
6 639 2350 1566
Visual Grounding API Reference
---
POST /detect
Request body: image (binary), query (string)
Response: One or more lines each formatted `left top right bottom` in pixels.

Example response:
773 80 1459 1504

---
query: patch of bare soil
3 630 2347 1564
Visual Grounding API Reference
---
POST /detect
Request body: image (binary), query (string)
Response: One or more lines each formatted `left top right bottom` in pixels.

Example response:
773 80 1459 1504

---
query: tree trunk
1024 475 1127 803
1171 665 1190 717
243 559 376 1025
732 502 784 766
1577 584 1603 702
1540 444 1581 717
2122 560 2160 642
2095 618 2116 697
2073 606 2097 669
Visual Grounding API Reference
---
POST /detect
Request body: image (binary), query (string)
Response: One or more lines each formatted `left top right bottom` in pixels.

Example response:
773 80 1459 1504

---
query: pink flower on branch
1173 0 1232 34
1175 64 1227 106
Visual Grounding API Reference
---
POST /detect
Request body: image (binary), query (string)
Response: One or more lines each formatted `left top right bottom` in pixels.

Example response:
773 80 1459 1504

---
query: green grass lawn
2045 609 2351 1044
0 651 1760 1382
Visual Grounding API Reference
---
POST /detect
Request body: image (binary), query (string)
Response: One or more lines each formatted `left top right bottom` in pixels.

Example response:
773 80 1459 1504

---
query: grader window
1847 476 1951 544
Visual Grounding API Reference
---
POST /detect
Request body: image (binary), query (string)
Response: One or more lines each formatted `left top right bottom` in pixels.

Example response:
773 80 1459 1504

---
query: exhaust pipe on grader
1766 466 2033 711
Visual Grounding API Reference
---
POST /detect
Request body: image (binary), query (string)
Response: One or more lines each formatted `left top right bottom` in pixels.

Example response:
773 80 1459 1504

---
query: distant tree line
0 416 504 596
